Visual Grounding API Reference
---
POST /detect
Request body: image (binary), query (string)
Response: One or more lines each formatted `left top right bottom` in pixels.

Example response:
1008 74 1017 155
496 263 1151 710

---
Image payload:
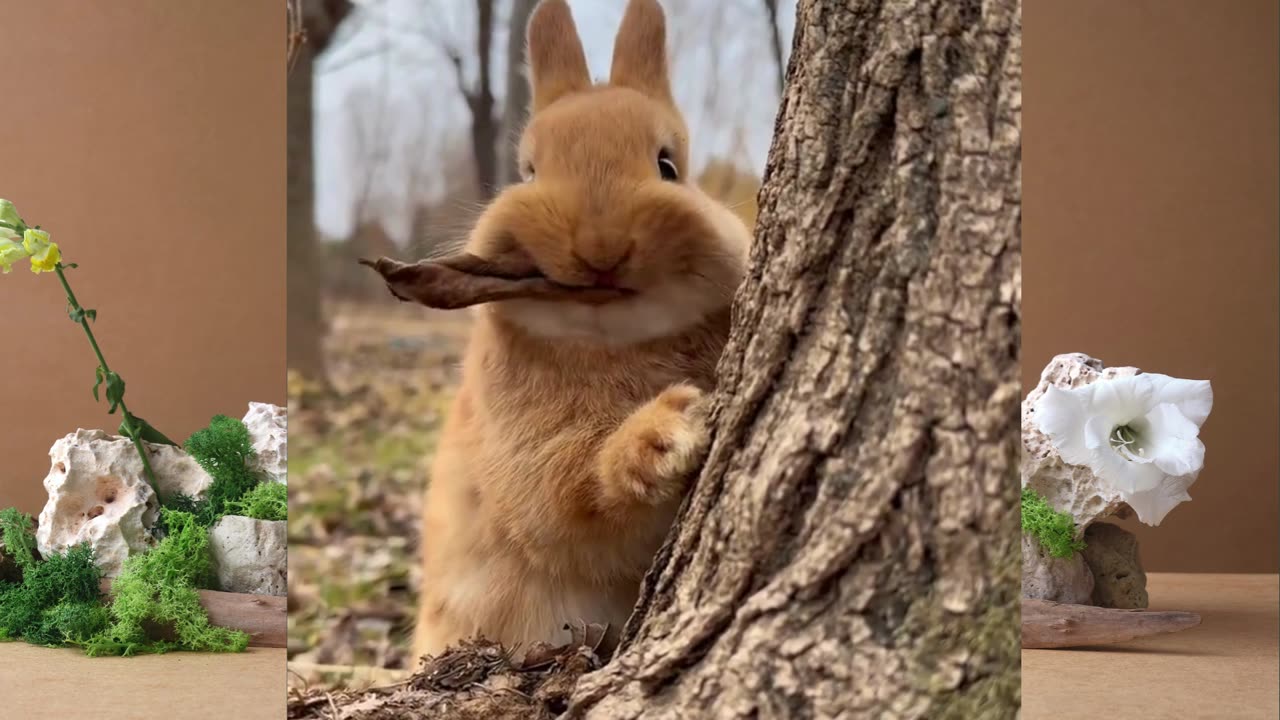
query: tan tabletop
0 644 285 719
1023 573 1279 719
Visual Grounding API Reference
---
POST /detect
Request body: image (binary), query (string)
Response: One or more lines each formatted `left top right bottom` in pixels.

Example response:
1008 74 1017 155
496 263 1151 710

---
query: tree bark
569 0 1022 717
287 0 352 384
498 0 538 188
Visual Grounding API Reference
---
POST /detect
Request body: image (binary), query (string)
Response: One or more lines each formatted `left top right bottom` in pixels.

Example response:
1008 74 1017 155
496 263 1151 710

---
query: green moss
0 542 103 644
28 601 111 647
1021 487 1086 558
85 509 248 656
156 492 211 533
0 507 39 570
225 481 287 521
184 415 261 524
907 497 1022 719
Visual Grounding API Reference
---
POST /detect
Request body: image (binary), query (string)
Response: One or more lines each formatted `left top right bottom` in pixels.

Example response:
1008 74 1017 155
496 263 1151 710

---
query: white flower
1034 373 1213 526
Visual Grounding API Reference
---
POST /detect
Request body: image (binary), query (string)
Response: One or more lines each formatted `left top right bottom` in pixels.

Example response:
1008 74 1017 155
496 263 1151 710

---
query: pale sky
313 0 796 245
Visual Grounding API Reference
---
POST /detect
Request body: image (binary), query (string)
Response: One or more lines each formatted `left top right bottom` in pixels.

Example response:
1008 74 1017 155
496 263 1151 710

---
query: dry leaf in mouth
360 255 630 310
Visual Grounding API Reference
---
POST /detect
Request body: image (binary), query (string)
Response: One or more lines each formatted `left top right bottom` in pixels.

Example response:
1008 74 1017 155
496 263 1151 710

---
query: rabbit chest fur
413 308 727 657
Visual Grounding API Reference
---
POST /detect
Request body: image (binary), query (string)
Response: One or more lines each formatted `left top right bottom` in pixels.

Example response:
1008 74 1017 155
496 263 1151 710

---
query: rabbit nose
595 269 619 288
572 246 633 287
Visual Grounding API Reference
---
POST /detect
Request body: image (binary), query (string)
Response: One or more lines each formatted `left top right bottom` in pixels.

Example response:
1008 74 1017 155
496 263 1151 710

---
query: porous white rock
243 402 287 484
1022 353 1141 530
36 429 215 575
148 441 217 504
37 430 158 576
1021 534 1094 604
208 515 286 595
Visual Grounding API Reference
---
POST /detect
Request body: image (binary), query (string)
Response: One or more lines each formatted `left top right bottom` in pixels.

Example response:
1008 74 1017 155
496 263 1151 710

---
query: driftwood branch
1021 598 1200 649
98 579 286 648
201 589 287 648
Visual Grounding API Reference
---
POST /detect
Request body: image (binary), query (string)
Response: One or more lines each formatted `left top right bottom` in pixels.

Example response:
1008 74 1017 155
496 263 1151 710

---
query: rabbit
364 0 752 662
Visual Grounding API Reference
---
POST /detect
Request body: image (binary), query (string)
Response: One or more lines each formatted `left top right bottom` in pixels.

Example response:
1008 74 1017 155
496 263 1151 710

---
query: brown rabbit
366 0 751 661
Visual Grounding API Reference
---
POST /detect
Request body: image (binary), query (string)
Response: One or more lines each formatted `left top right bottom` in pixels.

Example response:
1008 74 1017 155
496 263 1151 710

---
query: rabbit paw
600 384 710 507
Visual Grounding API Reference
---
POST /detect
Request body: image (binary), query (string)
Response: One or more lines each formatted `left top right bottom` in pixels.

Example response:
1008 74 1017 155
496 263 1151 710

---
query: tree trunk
761 0 786 96
287 0 352 383
498 0 538 188
569 0 1022 717
286 29 327 383
468 0 498 197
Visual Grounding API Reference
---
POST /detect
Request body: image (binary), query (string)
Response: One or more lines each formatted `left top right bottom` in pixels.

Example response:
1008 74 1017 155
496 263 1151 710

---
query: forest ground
287 300 468 688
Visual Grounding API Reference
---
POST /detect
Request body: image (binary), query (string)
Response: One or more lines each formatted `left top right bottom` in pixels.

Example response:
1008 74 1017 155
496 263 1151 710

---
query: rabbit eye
657 149 678 181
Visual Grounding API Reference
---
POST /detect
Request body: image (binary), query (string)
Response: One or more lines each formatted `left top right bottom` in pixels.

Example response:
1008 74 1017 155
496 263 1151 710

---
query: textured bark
287 0 351 383
1021 599 1199 649
570 0 1022 718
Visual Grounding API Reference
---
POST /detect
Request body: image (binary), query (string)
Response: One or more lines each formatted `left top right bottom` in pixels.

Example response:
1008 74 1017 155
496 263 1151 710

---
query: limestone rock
1021 353 1141 529
243 402 287 484
147 442 216 504
1082 522 1149 609
208 515 286 595
37 430 161 576
1022 533 1094 604
34 429 216 576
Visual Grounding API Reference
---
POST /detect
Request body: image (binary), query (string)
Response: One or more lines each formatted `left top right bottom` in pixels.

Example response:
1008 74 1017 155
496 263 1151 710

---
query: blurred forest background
286 0 794 684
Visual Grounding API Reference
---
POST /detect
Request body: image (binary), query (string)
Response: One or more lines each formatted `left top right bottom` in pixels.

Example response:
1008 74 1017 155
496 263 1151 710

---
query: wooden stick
100 579 286 648
200 588 287 648
1022 598 1201 649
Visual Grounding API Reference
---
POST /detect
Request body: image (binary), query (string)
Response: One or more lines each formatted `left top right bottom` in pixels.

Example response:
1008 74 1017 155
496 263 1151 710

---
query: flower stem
53 264 162 497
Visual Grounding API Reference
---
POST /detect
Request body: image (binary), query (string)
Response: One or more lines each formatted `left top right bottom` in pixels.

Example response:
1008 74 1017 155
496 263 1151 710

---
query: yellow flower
0 198 21 228
22 228 61 274
1 237 30 274
0 198 18 243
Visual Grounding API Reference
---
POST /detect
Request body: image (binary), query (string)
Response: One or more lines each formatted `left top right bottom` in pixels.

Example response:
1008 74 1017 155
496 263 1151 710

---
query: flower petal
1143 403 1206 476
1088 374 1156 424
1122 473 1196 526
1034 385 1092 465
1089 437 1164 494
1 238 30 274
1145 373 1214 427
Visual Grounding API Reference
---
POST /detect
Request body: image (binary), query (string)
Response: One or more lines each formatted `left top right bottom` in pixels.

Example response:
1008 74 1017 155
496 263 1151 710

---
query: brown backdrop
0 2 285 515
1025 0 1278 572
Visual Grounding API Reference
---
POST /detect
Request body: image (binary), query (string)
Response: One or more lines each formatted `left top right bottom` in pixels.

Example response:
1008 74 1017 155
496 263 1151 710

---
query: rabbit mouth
556 280 638 304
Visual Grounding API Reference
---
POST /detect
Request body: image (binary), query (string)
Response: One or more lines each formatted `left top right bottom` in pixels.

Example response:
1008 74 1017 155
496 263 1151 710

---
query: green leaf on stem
67 306 96 324
92 366 105 402
130 416 177 447
62 263 78 269
104 371 125 414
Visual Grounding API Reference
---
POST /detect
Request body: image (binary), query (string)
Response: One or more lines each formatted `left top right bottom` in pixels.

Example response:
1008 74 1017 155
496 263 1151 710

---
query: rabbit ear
527 0 592 112
359 255 627 310
609 0 672 104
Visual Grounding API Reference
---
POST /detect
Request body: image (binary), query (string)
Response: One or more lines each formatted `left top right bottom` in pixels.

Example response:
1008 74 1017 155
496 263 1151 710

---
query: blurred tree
437 0 498 199
498 0 539 187
571 0 1022 716
761 0 786 95
289 0 353 384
